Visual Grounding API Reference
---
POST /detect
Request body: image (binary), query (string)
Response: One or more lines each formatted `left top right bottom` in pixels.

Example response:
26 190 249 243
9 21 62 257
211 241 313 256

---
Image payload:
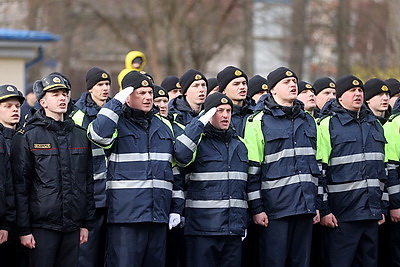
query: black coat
11 109 95 235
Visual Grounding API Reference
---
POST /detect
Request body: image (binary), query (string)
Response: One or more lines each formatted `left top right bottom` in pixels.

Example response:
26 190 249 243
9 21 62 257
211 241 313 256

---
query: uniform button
299 171 302 173
153 217 157 221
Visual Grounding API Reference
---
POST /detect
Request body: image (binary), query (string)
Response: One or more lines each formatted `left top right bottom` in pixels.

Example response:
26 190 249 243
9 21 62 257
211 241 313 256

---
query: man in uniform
313 77 336 117
161 75 182 101
88 71 183 267
364 78 390 124
297 81 317 117
317 74 387 267
11 73 95 267
244 67 320 267
248 75 269 104
72 67 111 267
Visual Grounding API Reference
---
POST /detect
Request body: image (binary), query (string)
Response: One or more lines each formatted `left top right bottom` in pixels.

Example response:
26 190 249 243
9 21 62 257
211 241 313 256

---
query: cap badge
6 86 14 92
221 98 228 104
381 85 389 91
329 82 336 88
234 70 242 76
195 74 202 80
159 89 165 95
305 84 312 89
262 84 268 90
53 77 61 83
285 71 293 77
141 80 149 86
352 80 360 86
101 73 108 79
176 82 182 88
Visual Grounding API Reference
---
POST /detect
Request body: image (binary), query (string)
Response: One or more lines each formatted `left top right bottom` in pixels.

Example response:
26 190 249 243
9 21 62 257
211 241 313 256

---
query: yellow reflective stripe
316 116 331 164
106 180 173 191
71 109 85 127
185 199 248 209
261 174 317 190
155 114 174 135
244 112 264 163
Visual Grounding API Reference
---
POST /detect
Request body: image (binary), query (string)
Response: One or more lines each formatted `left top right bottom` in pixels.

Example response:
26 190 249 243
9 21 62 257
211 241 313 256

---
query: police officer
313 77 336 117
11 73 95 267
248 75 268 104
174 92 249 267
71 67 111 267
385 78 400 111
153 85 170 118
297 81 317 117
88 71 183 267
364 78 391 125
316 74 387 267
168 69 208 137
161 75 182 101
217 66 254 137
0 84 25 266
244 67 320 267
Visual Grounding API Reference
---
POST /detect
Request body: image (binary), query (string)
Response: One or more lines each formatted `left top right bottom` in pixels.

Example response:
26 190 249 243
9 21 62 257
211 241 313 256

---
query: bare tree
336 0 351 76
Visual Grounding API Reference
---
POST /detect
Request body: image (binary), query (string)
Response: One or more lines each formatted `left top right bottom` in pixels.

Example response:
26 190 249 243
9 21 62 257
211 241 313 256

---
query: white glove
168 213 181 230
114 86 134 103
199 107 217 125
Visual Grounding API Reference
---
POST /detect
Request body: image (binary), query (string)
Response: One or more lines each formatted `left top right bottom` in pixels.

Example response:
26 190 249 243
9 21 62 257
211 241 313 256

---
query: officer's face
40 89 68 116
316 88 336 109
223 77 247 103
153 96 169 117
390 93 400 108
185 80 207 106
0 98 21 128
89 80 110 105
366 92 390 113
126 87 153 113
252 90 268 103
270 77 298 106
297 89 316 112
168 88 181 101
209 104 231 130
338 87 364 111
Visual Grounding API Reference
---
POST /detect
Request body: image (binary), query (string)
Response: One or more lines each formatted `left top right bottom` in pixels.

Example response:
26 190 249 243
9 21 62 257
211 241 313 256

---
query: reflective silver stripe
329 152 384 166
172 166 180 175
89 127 114 145
382 192 389 201
264 147 315 164
317 163 323 172
185 199 248 209
106 180 173 190
323 193 328 201
388 185 400 195
94 171 106 181
98 108 119 124
261 174 318 190
172 190 185 199
379 182 385 191
247 190 261 201
189 172 247 182
327 179 380 193
176 134 197 152
249 166 261 175
318 186 324 195
387 163 398 170
92 148 105 157
109 152 172 163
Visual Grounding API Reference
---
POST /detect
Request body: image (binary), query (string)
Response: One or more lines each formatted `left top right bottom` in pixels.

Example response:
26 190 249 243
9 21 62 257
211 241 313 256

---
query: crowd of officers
0 50 399 267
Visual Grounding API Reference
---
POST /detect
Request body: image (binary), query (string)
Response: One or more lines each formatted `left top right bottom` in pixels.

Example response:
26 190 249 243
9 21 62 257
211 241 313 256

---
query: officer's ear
39 97 47 108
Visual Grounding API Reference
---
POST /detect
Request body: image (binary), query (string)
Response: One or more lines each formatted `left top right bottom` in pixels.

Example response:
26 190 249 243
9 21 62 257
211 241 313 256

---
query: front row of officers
0 64 399 267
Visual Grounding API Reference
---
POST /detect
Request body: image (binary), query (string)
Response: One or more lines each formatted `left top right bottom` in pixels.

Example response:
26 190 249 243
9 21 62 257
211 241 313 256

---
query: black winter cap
207 77 219 95
335 74 364 99
161 76 181 92
364 78 390 101
33 73 71 100
297 81 315 95
313 77 336 95
179 69 207 95
0 84 25 104
385 78 400 97
204 92 233 112
121 70 154 90
217 66 248 92
248 75 268 97
153 85 169 100
267 67 297 91
86 67 111 90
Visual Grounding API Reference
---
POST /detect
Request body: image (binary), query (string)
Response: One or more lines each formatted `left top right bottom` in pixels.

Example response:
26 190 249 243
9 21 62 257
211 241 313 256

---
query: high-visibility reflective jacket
72 92 108 208
244 95 319 220
88 99 183 224
175 119 249 236
316 100 387 222
231 96 254 137
384 97 400 209
168 95 200 138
